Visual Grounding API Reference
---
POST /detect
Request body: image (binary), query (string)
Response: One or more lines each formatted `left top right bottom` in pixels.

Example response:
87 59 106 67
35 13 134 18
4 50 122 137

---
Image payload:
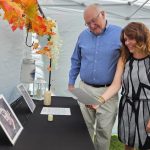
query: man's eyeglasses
85 11 102 26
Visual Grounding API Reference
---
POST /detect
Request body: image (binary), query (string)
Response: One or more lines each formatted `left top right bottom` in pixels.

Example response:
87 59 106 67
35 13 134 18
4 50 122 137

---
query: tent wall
0 21 25 103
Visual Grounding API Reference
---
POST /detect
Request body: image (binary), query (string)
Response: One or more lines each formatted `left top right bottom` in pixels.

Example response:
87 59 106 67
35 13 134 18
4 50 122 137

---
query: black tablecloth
0 96 95 150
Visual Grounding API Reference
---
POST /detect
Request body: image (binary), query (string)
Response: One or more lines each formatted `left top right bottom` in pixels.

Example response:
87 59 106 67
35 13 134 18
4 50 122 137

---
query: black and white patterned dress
118 56 150 149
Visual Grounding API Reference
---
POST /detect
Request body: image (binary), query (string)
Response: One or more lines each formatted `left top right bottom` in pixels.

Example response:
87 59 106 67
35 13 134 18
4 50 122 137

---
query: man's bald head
84 3 106 35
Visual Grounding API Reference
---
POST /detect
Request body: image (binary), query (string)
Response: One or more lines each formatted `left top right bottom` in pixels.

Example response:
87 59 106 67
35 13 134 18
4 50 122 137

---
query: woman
91 22 150 150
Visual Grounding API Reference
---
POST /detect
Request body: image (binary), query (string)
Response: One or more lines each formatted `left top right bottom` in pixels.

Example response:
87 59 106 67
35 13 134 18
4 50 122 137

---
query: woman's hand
146 119 150 133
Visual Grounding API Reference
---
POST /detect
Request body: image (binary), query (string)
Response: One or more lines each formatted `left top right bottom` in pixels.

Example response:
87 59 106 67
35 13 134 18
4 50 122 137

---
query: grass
110 135 124 150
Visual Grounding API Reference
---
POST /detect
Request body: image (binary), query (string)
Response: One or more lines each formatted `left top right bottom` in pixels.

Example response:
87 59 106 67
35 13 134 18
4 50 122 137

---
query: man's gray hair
86 3 103 11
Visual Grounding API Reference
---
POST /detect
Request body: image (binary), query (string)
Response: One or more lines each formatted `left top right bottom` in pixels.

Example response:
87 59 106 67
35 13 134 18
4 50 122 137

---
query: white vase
43 90 51 106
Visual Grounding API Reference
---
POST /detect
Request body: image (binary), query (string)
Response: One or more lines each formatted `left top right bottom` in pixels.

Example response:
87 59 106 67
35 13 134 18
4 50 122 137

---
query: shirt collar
100 20 109 35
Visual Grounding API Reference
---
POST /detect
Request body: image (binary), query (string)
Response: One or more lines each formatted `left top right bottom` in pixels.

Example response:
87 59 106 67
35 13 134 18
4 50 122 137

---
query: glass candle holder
33 78 46 100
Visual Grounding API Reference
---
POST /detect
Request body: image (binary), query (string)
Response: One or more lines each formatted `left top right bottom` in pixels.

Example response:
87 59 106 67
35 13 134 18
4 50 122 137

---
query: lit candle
44 90 51 106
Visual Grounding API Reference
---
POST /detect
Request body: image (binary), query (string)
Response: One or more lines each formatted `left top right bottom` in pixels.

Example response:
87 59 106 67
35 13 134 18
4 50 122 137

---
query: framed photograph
0 95 23 145
17 84 36 113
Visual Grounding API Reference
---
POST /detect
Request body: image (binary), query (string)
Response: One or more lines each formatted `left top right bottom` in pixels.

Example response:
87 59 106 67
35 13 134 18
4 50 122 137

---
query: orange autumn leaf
11 25 17 31
36 49 45 55
36 46 52 58
32 42 39 49
47 41 53 46
13 0 38 19
0 0 25 31
36 47 49 54
43 46 49 51
45 51 52 59
12 0 21 3
13 0 37 8
31 16 56 36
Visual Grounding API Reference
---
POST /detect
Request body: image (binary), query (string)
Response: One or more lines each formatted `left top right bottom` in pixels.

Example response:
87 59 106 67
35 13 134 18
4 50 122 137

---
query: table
0 96 95 150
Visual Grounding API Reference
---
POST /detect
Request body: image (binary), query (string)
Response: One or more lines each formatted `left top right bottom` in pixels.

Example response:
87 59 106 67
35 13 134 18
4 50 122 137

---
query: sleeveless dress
118 56 150 149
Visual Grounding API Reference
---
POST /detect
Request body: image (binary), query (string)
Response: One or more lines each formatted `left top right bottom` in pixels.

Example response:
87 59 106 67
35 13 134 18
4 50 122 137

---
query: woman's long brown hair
120 22 150 63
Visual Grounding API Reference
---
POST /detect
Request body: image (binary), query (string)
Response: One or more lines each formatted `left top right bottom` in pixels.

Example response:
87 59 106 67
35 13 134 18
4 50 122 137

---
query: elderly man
68 3 122 150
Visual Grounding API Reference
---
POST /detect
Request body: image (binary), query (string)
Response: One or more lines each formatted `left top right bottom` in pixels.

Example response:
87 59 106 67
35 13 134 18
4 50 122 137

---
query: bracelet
98 96 106 104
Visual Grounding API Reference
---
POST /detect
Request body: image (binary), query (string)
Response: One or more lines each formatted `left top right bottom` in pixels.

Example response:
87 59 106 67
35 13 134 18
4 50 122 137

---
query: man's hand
86 104 99 110
68 84 75 91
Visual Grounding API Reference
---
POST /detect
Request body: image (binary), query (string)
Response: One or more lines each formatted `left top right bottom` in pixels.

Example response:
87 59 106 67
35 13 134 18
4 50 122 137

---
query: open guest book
69 88 100 105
